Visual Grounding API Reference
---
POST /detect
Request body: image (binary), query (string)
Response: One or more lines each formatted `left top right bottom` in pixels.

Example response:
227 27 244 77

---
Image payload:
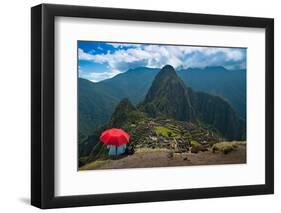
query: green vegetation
190 140 207 153
110 98 136 128
208 141 217 147
78 132 88 145
212 141 246 154
79 65 246 141
79 65 246 168
79 67 160 137
178 66 246 119
122 111 147 131
155 126 179 138
109 98 148 133
141 65 245 140
190 140 200 147
78 78 120 136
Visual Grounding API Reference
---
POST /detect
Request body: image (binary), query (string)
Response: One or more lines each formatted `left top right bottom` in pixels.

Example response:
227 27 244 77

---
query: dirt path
80 145 246 170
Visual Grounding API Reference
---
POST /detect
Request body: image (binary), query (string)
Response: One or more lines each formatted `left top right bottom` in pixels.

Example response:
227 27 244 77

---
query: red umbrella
100 128 130 146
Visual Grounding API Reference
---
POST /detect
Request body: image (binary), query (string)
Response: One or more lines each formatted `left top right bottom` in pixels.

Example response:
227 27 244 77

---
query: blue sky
78 41 246 82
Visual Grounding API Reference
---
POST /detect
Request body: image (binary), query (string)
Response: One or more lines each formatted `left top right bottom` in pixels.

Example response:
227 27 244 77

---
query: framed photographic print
31 3 274 209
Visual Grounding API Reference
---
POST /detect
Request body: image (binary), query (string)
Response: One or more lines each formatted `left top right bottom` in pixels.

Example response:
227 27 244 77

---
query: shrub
211 141 244 154
190 140 200 147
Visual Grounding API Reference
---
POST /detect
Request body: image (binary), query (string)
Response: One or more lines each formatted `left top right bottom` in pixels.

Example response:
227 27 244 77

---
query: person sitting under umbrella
100 128 130 158
107 144 127 156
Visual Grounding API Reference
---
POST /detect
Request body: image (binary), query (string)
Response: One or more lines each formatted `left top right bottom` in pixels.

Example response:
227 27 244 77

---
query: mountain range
79 65 246 137
79 65 245 165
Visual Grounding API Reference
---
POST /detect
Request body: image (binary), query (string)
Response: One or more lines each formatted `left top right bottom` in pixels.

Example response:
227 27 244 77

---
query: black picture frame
31 3 274 209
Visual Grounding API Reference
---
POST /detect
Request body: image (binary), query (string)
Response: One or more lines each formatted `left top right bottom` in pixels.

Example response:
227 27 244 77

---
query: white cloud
79 68 121 82
78 48 96 60
78 44 246 81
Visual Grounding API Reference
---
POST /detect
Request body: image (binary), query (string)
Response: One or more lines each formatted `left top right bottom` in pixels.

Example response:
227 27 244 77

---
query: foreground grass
212 141 246 154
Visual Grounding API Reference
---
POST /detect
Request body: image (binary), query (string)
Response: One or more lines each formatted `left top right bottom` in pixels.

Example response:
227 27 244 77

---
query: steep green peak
162 64 175 70
158 64 177 77
144 64 185 103
115 98 136 112
110 98 136 128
